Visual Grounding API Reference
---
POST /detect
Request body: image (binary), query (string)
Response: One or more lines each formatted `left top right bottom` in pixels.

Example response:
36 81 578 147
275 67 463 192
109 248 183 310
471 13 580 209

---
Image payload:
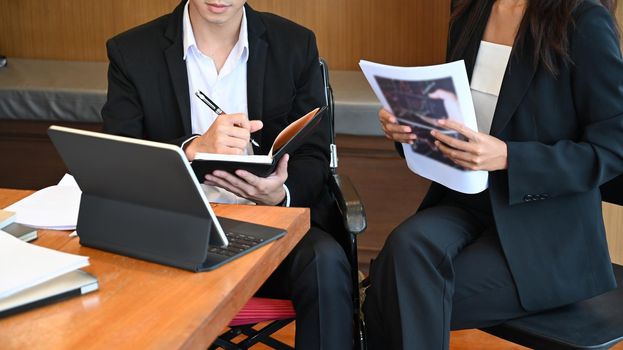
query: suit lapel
245 5 268 149
164 2 192 134
450 0 537 136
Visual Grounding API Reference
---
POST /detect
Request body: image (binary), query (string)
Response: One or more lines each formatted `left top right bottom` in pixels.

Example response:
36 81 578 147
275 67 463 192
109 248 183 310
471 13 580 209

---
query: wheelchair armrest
329 173 367 235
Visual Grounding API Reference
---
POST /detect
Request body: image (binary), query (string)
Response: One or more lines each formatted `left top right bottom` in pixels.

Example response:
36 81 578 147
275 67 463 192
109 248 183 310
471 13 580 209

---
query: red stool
211 297 296 349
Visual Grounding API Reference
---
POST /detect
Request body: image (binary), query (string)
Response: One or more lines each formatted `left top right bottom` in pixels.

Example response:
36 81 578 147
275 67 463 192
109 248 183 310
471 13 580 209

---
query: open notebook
191 106 327 178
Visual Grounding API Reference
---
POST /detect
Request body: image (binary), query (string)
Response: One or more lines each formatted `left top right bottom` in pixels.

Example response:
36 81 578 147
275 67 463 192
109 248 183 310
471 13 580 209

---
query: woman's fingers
437 119 478 141
379 108 416 143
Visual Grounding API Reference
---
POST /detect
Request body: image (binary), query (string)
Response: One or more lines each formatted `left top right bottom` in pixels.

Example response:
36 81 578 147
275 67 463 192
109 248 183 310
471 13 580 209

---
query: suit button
541 193 549 199
523 195 533 202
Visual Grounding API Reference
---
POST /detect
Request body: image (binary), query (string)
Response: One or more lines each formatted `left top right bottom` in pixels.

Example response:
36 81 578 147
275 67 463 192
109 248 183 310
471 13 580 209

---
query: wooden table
0 188 309 349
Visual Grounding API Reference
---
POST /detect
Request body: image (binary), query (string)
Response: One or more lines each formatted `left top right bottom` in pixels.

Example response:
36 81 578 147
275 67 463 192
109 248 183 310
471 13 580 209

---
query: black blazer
101 3 337 230
420 0 623 310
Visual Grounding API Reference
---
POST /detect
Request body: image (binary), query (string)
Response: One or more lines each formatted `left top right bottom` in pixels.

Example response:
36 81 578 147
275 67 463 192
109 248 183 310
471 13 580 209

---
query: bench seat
0 58 382 135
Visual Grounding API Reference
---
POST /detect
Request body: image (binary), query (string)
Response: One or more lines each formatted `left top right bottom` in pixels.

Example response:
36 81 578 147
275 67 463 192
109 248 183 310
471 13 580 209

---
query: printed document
360 60 488 194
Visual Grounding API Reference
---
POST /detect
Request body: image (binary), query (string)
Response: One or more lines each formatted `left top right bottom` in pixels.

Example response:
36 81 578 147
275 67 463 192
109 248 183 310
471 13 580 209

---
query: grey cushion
331 70 382 136
0 59 382 135
0 58 106 123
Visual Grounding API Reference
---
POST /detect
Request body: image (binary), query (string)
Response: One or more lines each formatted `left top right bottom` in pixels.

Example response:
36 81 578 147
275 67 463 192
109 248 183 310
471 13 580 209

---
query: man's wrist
181 135 200 160
277 184 291 207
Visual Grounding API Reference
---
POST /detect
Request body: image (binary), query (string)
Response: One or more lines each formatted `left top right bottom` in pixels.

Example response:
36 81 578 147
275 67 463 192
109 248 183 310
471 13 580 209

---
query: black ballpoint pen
194 90 259 147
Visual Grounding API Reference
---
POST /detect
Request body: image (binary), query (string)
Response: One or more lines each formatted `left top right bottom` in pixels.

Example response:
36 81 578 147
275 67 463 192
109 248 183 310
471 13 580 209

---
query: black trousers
363 192 534 349
257 226 353 350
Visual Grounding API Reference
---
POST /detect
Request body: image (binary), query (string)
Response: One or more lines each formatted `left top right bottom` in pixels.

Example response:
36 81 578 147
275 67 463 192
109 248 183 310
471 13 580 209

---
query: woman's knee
383 218 440 260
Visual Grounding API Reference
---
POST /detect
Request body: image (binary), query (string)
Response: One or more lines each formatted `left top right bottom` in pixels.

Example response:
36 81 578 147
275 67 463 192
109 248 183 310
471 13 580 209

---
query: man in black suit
101 1 352 348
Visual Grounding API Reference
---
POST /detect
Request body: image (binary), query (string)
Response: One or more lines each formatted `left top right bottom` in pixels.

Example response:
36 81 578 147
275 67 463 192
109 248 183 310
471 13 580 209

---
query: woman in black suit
363 0 623 348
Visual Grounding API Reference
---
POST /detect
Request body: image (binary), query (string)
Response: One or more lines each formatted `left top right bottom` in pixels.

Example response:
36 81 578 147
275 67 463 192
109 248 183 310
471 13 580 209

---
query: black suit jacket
101 3 337 230
420 0 623 310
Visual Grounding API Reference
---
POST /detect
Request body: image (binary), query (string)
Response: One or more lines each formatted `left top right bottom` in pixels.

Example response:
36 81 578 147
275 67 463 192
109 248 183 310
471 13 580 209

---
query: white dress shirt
470 41 512 134
183 2 252 204
182 2 290 206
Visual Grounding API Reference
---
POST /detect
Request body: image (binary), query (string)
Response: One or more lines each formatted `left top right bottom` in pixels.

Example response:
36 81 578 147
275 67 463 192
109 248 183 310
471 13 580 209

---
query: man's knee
315 235 350 277
291 228 351 283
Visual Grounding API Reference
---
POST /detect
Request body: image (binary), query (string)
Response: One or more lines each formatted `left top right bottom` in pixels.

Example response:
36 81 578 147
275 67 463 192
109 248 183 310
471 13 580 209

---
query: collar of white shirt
182 2 249 69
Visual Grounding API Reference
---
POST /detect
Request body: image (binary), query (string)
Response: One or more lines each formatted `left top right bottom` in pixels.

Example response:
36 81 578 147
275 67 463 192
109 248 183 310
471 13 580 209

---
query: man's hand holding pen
189 90 287 206
184 113 263 160
184 91 262 161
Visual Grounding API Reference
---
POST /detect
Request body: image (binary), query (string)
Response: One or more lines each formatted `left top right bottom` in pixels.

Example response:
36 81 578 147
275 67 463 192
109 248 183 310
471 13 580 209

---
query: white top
183 3 253 204
470 41 512 134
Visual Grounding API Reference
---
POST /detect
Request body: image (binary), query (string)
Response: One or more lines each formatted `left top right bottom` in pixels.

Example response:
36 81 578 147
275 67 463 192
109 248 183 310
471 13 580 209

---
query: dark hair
449 0 619 75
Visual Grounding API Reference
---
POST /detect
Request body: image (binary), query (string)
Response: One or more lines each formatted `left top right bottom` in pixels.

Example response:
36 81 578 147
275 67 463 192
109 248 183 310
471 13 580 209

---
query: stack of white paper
4 176 81 230
0 209 16 229
0 230 89 298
